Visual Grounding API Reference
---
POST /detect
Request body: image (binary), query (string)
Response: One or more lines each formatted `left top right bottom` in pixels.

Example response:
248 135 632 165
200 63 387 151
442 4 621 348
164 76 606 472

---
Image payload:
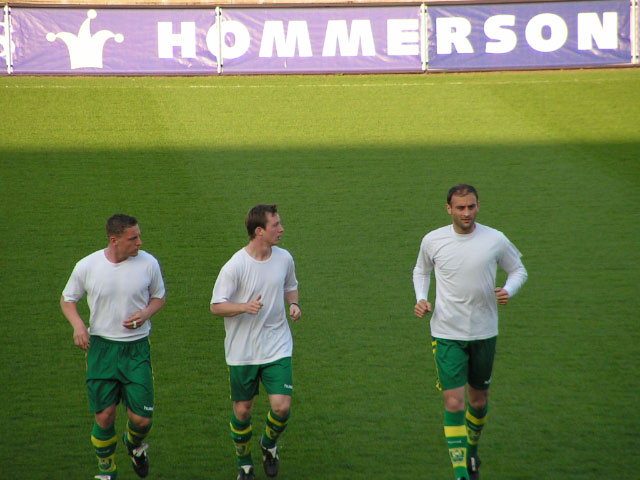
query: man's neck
104 245 128 264
245 241 272 261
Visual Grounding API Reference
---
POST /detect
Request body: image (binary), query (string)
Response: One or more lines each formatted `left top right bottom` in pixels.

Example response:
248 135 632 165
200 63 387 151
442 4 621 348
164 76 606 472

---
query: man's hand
124 310 150 329
245 295 263 315
414 299 432 318
73 324 90 351
289 304 301 322
495 287 510 305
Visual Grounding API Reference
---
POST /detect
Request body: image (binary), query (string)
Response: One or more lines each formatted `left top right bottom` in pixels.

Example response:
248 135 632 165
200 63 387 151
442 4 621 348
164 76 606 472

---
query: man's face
113 225 142 258
261 213 284 246
447 193 479 234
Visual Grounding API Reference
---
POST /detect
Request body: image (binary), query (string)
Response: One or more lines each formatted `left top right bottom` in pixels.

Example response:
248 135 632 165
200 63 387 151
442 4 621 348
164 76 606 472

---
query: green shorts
228 357 293 402
431 337 497 391
86 336 154 418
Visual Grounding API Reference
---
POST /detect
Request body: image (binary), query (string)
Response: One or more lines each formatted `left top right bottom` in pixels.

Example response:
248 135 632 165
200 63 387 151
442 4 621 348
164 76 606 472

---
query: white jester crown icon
46 9 124 69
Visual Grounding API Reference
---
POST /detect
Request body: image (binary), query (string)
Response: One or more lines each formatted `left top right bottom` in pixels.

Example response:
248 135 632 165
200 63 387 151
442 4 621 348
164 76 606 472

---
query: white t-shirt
211 246 298 366
413 223 527 341
62 249 166 341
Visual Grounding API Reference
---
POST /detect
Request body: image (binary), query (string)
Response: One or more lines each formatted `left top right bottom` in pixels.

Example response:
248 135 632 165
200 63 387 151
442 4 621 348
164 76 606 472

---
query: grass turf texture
1 69 639 479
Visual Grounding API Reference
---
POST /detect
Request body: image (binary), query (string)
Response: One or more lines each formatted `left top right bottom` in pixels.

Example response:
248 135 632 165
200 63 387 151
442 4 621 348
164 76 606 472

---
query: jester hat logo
46 10 123 69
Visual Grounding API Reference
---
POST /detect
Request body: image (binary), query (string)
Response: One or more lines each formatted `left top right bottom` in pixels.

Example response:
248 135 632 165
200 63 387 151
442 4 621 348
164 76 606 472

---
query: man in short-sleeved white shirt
413 185 527 480
61 214 166 480
210 204 301 480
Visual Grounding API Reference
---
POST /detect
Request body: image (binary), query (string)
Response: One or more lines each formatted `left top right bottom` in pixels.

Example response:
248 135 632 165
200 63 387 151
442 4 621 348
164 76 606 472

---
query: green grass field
1 69 639 479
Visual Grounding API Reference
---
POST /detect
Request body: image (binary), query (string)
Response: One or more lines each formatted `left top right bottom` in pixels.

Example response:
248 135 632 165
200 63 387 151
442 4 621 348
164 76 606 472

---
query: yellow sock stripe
466 410 488 426
267 411 287 428
91 435 118 448
127 424 151 439
444 425 467 438
230 422 253 435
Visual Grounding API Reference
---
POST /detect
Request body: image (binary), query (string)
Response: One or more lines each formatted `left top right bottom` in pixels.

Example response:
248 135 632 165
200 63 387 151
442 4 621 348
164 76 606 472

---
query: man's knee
233 401 254 422
443 386 466 412
269 395 291 418
468 387 489 410
95 405 117 428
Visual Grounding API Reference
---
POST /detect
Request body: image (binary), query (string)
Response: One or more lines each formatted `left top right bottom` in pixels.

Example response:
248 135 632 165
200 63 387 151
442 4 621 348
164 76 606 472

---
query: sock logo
448 448 466 464
98 456 114 472
235 441 251 457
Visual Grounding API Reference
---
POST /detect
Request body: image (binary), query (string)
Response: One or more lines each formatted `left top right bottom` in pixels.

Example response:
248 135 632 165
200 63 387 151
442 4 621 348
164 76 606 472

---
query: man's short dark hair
447 184 478 205
106 214 138 237
246 204 278 239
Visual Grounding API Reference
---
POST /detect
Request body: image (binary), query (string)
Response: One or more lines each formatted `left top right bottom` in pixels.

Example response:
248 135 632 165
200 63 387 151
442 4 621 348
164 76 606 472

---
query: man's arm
413 240 434 318
496 259 528 306
210 295 263 317
124 296 166 329
284 290 301 322
60 296 90 351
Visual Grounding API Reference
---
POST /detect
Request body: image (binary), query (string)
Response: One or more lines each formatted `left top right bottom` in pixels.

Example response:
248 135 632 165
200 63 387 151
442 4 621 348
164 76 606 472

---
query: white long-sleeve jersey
413 223 527 340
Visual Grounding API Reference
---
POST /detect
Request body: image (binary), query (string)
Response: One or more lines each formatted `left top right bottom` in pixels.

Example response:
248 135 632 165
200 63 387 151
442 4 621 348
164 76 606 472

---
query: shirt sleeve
498 235 528 297
284 254 298 293
61 262 86 303
413 236 434 302
211 264 237 304
149 258 166 299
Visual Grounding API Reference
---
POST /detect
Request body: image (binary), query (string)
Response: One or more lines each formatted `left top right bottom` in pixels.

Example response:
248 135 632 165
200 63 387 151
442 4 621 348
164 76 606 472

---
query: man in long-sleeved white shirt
413 184 527 480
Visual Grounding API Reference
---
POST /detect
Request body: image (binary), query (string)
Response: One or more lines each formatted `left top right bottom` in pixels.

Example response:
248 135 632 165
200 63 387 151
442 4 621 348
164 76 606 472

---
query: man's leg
120 338 154 478
262 394 291 450
232 400 255 476
124 409 152 449
443 387 470 480
466 387 489 460
465 336 496 479
122 409 152 478
87 337 121 479
259 357 293 478
92 405 118 479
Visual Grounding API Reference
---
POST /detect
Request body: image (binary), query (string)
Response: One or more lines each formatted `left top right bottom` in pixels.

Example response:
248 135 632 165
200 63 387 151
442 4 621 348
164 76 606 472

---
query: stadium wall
2 0 639 74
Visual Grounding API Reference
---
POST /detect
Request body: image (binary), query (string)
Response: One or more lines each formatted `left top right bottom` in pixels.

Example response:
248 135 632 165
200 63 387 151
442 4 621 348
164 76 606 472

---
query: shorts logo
284 384 293 390
143 405 154 411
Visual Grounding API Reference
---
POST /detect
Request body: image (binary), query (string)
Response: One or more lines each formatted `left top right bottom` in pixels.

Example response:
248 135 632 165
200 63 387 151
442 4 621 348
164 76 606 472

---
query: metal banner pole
216 6 223 74
420 4 427 72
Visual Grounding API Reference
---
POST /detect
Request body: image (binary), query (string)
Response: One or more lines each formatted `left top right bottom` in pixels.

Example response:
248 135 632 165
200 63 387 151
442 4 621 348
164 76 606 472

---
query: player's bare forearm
211 296 263 317
60 296 90 351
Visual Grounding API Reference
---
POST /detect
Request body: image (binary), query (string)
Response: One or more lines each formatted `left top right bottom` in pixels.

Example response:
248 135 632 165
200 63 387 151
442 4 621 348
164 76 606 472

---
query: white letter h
158 22 196 58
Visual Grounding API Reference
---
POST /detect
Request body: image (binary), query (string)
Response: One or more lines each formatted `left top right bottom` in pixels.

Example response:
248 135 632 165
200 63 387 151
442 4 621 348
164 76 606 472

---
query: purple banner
428 1 631 70
220 7 422 74
5 2 636 75
10 6 421 74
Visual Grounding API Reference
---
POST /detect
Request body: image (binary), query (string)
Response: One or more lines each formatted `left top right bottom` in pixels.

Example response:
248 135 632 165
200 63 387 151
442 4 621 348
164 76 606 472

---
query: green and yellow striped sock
466 402 488 458
261 409 290 449
124 420 152 450
444 410 469 480
91 422 117 478
230 413 253 466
